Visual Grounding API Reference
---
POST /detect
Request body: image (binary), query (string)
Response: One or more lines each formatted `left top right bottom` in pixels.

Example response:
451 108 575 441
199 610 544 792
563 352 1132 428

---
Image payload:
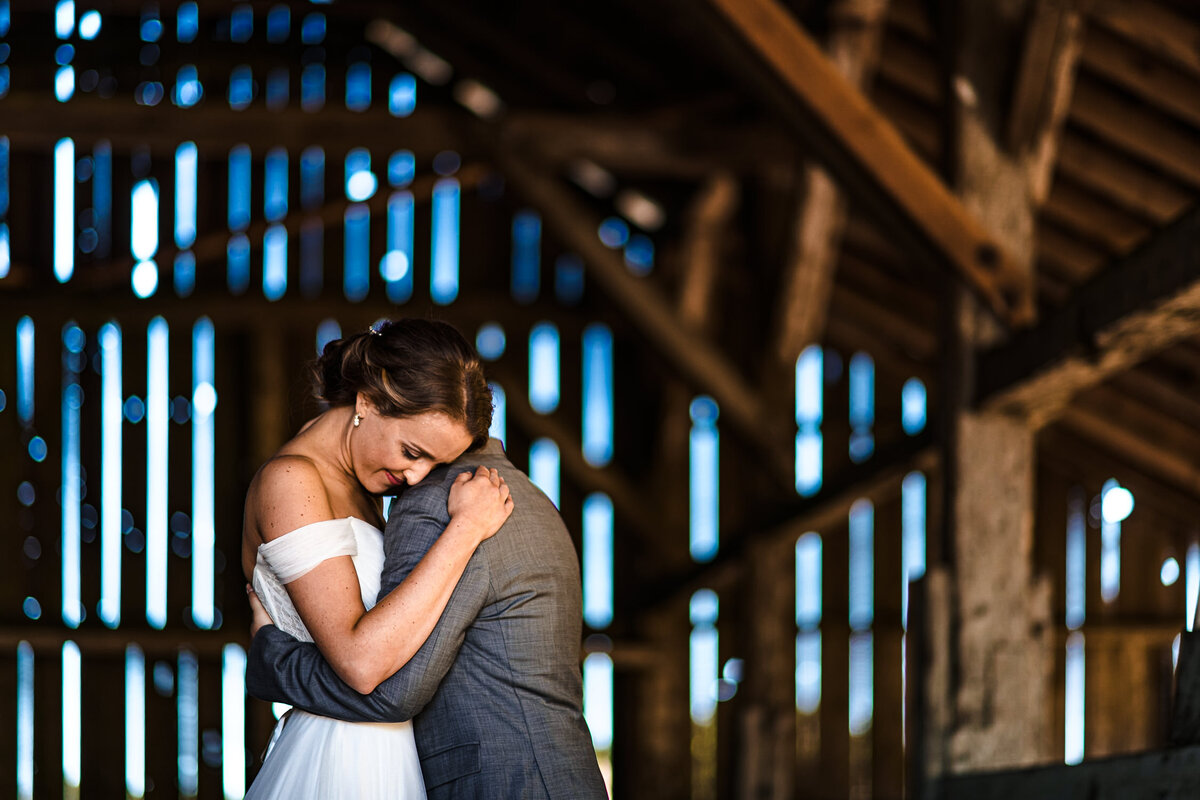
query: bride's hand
447 465 514 543
247 583 273 638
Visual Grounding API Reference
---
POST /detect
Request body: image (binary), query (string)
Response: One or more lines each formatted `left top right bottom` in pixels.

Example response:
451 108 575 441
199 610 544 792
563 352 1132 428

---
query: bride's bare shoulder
249 455 335 542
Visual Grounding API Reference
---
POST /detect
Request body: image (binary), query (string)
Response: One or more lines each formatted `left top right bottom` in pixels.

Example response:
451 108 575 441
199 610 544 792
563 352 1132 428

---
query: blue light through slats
131 178 160 297
346 62 371 111
178 649 200 795
689 590 719 723
17 641 33 800
146 318 169 630
583 652 614 751
227 234 250 295
99 323 122 627
795 532 823 714
689 397 720 563
902 378 927 435
228 145 251 231
315 318 340 354
431 179 460 304
63 640 82 794
62 324 84 629
388 150 415 188
555 254 585 305
0 1 8 37
78 9 99 38
264 147 288 222
55 65 75 102
265 71 287 111
849 352 875 463
848 499 874 631
54 138 74 282
1188 543 1200 633
175 252 195 297
301 146 324 209
230 5 252 43
173 65 202 107
175 143 198 249
223 644 247 800
848 632 874 736
488 383 506 443
528 323 560 414
0 224 8 279
177 2 198 42
93 142 112 258
1100 478 1121 603
229 66 253 109
529 438 560 508
126 645 146 799
267 5 289 42
389 73 416 117
1066 487 1086 630
795 346 823 496
796 631 822 714
17 315 34 425
511 210 541 303
56 1 74 38
301 64 325 111
193 319 216 629
582 324 613 467
796 532 822 628
263 225 288 300
476 324 505 361
901 472 926 628
344 150 375 197
1064 631 1085 764
383 190 414 303
301 11 325 43
0 135 8 215
583 493 614 629
343 204 370 302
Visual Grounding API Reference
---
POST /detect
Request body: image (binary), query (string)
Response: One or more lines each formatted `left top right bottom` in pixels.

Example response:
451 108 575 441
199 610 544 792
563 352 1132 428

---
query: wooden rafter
703 0 1035 326
772 0 890 367
1007 0 1086 206
978 204 1200 427
0 94 468 155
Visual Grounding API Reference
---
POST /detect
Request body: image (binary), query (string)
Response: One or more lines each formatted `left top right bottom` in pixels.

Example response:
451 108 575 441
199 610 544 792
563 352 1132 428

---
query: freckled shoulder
251 454 336 542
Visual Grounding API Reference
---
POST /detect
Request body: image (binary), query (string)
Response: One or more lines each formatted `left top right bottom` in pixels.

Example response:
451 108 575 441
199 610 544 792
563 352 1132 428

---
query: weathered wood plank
702 0 1035 326
979 204 1200 427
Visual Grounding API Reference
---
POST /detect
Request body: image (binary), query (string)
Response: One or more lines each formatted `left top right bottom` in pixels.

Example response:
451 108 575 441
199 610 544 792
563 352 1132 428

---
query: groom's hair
312 318 493 451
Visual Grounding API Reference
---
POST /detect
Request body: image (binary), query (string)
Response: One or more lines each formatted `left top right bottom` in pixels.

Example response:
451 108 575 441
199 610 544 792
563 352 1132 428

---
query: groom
246 438 608 798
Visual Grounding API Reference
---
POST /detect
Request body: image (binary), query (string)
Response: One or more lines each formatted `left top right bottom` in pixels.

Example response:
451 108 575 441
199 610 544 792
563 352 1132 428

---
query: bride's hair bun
312 319 493 450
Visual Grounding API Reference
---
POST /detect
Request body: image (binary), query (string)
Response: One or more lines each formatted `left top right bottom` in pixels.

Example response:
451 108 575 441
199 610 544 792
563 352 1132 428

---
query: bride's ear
355 392 377 419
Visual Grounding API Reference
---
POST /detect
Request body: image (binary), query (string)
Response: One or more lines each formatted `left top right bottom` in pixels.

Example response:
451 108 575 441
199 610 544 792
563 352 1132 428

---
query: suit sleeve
245 471 491 723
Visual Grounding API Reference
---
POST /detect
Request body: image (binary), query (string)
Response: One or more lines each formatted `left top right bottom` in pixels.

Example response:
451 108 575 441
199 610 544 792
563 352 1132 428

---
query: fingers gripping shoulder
253 455 335 542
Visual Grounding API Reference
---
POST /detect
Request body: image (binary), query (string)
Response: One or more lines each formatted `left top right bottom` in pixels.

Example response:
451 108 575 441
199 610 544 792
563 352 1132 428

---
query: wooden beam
1055 131 1191 224
490 147 794 482
1081 24 1200 131
1058 403 1200 496
978 204 1200 427
772 0 890 366
1007 0 1085 205
0 94 468 156
502 113 795 179
702 0 1035 326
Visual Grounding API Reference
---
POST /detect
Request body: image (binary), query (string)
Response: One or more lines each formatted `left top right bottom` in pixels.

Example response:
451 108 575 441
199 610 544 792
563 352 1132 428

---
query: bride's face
352 402 474 494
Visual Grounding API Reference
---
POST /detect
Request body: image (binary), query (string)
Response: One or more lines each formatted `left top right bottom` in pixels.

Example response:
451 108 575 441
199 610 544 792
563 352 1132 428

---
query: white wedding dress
247 517 427 799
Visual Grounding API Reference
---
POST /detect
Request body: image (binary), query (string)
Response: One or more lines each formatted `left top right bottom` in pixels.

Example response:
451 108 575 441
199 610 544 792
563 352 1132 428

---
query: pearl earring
353 413 362 428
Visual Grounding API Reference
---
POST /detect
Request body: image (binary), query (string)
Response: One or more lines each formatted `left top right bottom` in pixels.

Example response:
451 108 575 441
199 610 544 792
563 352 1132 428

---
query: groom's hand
247 583 273 638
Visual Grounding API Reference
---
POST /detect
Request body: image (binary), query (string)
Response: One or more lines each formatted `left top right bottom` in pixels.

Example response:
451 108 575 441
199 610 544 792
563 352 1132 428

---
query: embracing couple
240 318 608 799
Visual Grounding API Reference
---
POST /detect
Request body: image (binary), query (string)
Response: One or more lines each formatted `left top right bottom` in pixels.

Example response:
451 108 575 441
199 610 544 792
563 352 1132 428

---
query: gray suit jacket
246 440 607 799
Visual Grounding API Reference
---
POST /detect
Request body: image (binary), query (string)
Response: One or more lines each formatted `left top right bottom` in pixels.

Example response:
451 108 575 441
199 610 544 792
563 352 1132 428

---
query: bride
240 319 513 799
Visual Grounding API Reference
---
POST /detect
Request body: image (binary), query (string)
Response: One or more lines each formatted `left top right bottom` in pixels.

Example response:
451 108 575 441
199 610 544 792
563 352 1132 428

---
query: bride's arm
255 457 512 694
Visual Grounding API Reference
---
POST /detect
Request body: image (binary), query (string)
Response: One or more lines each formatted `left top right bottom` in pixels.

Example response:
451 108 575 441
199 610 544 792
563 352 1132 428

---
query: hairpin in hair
368 326 383 336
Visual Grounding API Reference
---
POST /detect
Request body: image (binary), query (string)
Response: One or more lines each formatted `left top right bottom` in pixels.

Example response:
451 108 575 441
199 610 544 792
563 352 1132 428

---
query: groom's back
402 442 607 799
